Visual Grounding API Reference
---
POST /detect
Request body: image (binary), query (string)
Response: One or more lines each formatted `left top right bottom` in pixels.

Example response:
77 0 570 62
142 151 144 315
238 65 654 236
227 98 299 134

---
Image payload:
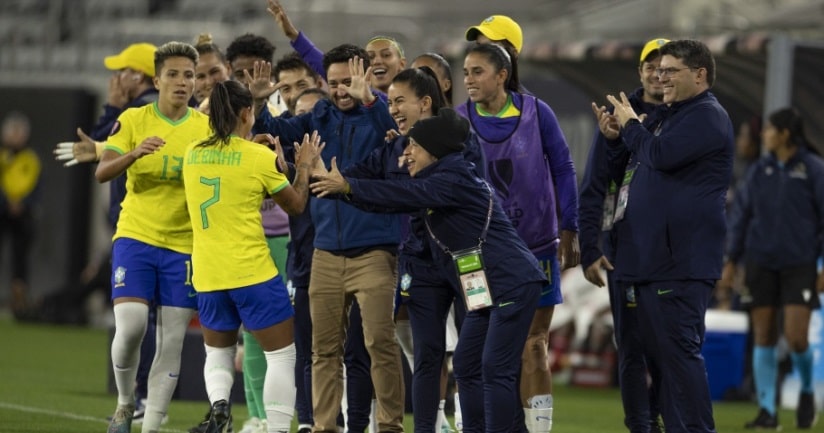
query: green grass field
0 317 812 433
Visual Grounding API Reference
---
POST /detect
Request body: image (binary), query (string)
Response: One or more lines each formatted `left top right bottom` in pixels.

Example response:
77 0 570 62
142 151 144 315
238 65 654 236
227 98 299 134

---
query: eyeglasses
655 67 692 78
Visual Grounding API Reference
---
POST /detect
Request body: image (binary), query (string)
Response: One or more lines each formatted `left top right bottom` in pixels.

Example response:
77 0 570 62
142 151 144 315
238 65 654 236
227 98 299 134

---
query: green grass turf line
0 318 805 432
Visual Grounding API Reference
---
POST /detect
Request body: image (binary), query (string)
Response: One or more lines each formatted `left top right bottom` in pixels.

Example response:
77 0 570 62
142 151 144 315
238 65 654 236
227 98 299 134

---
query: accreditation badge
453 247 493 311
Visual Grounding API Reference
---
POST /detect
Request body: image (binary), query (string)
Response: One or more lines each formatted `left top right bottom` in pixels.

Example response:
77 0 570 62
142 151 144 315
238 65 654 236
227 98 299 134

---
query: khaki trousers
309 249 404 432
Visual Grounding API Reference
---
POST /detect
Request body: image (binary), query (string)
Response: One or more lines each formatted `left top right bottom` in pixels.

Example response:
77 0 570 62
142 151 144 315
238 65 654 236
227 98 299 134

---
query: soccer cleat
796 391 819 429
297 427 312 433
744 407 780 430
202 400 232 433
190 405 234 433
107 403 135 433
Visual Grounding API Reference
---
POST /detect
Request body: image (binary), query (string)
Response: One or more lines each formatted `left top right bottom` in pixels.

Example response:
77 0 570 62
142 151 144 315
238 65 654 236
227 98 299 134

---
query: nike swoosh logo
657 289 673 295
187 291 197 298
168 373 180 378
498 301 515 308
536 416 552 421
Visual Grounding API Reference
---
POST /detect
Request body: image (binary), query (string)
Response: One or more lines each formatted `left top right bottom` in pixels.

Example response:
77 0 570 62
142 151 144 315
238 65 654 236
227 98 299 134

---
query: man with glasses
604 39 734 433
584 38 670 433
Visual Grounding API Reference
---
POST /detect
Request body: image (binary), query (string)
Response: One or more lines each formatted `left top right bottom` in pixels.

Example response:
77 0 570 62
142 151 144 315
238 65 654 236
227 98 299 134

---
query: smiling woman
310 108 547 433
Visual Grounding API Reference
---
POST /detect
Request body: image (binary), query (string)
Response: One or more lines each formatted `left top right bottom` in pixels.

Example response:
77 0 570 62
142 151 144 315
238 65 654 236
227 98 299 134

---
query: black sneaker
744 407 780 430
797 391 819 428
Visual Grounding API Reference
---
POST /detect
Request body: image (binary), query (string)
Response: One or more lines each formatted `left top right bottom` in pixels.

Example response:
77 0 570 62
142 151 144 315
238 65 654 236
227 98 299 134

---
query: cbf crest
114 266 127 288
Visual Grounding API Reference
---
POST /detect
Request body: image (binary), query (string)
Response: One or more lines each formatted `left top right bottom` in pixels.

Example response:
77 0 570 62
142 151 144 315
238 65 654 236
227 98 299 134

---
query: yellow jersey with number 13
105 102 211 254
183 135 290 292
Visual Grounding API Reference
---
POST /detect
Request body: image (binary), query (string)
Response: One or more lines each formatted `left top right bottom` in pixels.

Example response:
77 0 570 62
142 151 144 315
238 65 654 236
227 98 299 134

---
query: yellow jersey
0 147 41 204
105 103 211 254
183 135 290 291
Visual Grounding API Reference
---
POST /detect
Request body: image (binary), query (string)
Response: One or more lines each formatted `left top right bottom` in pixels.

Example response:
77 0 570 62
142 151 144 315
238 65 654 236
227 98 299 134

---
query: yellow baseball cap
465 15 523 54
104 43 157 77
640 38 670 64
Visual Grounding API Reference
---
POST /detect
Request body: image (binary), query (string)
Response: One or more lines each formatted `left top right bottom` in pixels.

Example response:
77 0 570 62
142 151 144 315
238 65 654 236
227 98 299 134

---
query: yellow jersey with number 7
183 135 289 292
104 102 211 254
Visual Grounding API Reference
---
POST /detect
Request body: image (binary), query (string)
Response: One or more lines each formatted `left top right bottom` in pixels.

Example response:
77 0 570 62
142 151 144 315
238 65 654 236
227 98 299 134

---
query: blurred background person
0 111 41 319
722 107 824 430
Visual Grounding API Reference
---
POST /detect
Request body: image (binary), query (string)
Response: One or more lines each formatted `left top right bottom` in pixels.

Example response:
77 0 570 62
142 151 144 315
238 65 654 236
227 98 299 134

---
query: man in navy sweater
606 39 734 433
583 38 669 433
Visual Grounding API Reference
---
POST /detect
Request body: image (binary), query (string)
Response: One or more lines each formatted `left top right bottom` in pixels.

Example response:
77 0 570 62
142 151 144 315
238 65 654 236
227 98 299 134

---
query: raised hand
107 74 129 108
337 56 374 104
310 157 348 198
245 60 282 100
54 128 101 166
266 0 299 41
294 131 323 170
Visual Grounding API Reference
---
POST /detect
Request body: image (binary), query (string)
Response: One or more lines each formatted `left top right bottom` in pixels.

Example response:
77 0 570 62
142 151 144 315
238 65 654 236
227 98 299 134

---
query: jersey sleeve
103 110 136 155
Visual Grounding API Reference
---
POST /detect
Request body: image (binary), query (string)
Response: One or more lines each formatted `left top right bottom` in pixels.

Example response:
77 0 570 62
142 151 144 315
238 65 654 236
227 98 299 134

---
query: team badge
114 266 127 288
400 273 412 296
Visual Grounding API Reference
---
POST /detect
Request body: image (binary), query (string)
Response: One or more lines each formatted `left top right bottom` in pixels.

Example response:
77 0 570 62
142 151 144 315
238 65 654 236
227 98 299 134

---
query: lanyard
424 182 494 255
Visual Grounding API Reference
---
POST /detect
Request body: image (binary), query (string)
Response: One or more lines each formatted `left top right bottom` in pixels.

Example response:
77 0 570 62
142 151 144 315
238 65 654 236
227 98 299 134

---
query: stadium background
0 0 823 361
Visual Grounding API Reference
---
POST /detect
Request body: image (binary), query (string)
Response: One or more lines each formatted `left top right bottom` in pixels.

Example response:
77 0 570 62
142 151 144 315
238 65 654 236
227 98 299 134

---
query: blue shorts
111 237 197 309
536 254 563 307
197 275 294 332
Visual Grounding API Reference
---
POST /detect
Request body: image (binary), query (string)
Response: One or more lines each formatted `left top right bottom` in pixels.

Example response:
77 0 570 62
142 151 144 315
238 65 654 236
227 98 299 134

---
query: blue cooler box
702 309 749 401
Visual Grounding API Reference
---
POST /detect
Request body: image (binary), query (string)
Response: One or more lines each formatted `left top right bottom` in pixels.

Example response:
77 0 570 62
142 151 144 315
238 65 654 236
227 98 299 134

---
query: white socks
525 394 553 433
369 398 378 433
435 399 449 432
395 319 415 370
142 306 194 433
204 344 237 403
454 393 463 432
263 343 296 432
111 302 149 406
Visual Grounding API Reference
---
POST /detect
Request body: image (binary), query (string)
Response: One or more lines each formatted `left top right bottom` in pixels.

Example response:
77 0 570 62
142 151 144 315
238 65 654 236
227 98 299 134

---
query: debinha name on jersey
187 148 243 166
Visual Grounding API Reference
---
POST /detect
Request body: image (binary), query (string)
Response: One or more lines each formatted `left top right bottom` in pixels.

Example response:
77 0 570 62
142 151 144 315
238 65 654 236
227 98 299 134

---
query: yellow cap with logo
465 15 523 54
640 38 670 64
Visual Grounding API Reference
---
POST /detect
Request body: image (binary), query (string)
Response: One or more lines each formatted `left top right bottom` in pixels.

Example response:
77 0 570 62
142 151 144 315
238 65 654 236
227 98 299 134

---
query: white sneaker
238 417 262 433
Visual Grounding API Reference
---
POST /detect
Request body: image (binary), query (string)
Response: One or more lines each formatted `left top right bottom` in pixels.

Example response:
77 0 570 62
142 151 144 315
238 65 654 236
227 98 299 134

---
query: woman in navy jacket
312 108 545 433
721 108 824 429
337 66 485 433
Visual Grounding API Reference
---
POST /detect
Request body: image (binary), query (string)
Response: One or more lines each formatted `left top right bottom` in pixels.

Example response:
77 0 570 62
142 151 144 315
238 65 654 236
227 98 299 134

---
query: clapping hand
590 103 620 140
605 91 640 127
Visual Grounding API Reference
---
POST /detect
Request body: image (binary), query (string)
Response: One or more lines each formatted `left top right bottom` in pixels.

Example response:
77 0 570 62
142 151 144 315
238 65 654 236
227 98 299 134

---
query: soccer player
92 41 211 433
182 79 321 433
